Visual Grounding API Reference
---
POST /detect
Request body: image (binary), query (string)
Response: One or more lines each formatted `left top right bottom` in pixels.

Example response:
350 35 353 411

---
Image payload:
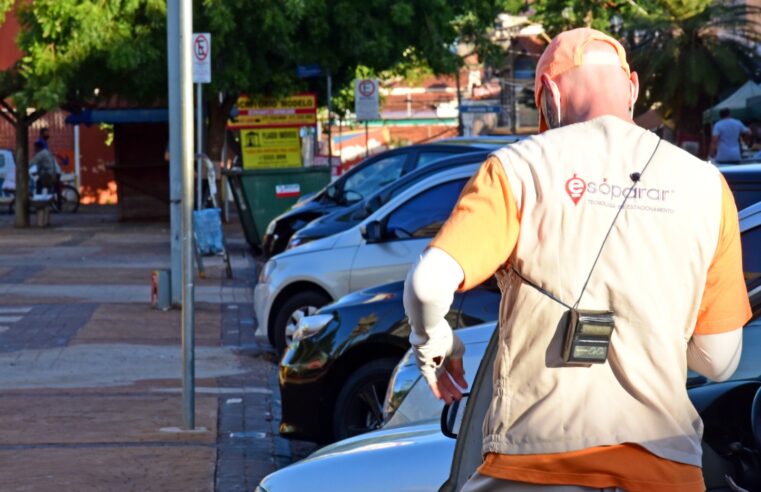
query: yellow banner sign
241 128 302 169
229 94 317 128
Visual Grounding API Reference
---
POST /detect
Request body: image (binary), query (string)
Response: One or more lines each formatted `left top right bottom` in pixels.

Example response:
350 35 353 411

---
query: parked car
259 305 761 492
286 151 492 251
260 140 521 258
717 163 761 210
278 276 500 442
258 323 491 492
255 165 479 352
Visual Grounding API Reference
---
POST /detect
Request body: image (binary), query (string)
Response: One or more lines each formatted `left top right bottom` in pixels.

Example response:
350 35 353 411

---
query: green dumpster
224 166 331 248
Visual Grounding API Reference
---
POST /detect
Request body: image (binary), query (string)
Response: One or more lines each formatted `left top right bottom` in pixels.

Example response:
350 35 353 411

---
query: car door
348 178 468 292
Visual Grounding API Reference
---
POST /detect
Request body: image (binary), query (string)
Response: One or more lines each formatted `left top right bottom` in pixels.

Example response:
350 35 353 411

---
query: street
0 206 307 491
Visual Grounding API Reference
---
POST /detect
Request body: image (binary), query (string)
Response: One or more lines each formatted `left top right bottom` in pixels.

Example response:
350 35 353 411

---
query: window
416 152 455 168
342 154 407 202
741 225 761 289
385 179 467 239
730 317 761 381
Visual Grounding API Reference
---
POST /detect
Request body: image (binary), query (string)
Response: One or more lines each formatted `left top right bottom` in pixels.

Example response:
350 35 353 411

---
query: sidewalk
0 206 289 491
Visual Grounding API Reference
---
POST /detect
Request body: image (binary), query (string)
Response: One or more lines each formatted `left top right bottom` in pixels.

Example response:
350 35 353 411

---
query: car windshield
384 375 441 428
341 154 406 203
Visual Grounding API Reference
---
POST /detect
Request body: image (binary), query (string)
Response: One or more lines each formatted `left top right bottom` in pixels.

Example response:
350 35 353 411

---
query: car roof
365 151 488 199
718 163 761 177
740 200 761 230
439 135 528 147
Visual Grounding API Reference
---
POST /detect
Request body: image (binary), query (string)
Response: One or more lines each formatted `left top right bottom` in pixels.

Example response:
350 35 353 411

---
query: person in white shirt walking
709 108 751 164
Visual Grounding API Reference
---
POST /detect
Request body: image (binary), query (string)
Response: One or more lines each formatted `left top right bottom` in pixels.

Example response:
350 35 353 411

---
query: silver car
256 323 493 492
255 165 479 351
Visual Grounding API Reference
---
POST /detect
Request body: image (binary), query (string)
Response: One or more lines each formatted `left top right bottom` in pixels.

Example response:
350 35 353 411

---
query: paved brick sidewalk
0 206 291 491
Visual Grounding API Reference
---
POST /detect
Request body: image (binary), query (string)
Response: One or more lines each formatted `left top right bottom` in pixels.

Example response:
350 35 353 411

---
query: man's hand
412 331 467 404
428 357 468 404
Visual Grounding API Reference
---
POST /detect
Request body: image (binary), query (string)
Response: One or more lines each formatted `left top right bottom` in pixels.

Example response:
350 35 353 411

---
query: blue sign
460 105 502 114
296 64 323 78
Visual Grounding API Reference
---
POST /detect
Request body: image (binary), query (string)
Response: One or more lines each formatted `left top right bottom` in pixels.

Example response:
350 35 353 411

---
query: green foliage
11 0 167 110
626 1 761 129
198 0 306 98
531 0 761 131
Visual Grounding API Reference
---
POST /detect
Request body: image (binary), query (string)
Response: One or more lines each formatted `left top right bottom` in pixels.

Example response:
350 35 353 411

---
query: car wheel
332 358 398 441
273 290 330 353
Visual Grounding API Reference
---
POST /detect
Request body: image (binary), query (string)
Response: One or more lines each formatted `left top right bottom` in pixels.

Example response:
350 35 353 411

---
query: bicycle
5 173 80 214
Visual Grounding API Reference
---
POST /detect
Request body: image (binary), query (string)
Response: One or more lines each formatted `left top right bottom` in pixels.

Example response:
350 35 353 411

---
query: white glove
411 321 465 390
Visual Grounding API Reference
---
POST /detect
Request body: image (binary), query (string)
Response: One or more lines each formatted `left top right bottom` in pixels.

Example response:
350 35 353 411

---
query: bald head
535 29 639 130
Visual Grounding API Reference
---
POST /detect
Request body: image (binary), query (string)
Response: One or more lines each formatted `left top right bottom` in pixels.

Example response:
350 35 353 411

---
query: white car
255 164 478 352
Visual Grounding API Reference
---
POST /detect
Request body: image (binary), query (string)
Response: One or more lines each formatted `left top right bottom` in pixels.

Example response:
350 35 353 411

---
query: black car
286 151 493 251
261 141 518 257
278 277 501 443
718 163 761 210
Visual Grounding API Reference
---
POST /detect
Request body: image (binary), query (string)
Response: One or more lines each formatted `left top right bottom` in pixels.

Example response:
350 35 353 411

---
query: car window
731 317 761 380
416 152 456 168
742 225 761 290
343 154 407 202
385 179 467 239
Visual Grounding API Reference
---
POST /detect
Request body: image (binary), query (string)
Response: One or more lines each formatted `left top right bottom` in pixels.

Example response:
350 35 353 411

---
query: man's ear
628 71 640 109
541 74 561 111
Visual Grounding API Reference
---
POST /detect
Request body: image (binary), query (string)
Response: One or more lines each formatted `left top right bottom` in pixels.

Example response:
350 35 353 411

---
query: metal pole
167 1 182 306
455 67 464 136
365 121 369 157
73 124 81 191
326 72 332 160
179 0 196 430
221 132 229 221
196 83 203 210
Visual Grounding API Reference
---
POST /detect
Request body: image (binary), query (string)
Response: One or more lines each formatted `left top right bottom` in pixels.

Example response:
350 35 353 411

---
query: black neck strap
514 138 663 310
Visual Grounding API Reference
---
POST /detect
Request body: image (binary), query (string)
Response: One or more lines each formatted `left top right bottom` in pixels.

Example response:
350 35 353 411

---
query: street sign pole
179 0 196 430
327 72 332 165
196 83 202 210
167 1 182 306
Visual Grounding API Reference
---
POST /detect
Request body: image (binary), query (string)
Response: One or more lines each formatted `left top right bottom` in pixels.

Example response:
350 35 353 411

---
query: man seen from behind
404 28 750 491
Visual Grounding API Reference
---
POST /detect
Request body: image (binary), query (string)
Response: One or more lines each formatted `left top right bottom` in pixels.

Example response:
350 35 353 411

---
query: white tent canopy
703 80 761 123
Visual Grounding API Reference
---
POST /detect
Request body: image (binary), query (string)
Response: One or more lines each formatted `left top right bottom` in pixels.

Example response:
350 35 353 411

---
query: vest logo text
566 174 674 205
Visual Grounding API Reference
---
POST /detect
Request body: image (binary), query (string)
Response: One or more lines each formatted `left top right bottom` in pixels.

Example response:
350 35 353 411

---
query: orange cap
534 28 630 132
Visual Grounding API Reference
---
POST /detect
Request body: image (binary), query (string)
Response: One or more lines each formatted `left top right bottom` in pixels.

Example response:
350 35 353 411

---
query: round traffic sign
358 79 376 97
194 34 209 62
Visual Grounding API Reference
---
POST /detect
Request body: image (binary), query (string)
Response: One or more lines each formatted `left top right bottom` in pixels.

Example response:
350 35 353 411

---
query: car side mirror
361 220 384 243
441 392 470 439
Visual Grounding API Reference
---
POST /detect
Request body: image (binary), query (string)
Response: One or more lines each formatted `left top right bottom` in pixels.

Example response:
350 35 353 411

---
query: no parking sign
192 33 211 83
354 79 380 121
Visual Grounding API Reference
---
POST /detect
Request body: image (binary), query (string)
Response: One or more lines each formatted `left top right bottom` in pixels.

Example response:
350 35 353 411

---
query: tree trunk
13 120 29 228
206 93 235 162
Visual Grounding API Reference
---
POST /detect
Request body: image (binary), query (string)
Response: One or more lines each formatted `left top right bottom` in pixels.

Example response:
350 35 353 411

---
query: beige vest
484 116 722 466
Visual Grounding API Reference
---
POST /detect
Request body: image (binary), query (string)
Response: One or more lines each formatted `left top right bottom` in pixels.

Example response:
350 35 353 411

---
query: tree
0 0 166 227
531 0 761 135
195 0 522 160
625 1 761 134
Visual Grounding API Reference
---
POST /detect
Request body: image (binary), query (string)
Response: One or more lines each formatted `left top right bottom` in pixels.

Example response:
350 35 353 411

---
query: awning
65 108 168 125
703 80 761 123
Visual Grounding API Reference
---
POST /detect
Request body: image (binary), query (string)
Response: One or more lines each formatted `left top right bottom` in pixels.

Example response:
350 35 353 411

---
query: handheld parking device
513 139 662 365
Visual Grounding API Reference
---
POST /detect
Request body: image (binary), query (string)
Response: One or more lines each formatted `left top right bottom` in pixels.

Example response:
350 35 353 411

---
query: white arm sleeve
403 247 465 384
687 329 743 382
